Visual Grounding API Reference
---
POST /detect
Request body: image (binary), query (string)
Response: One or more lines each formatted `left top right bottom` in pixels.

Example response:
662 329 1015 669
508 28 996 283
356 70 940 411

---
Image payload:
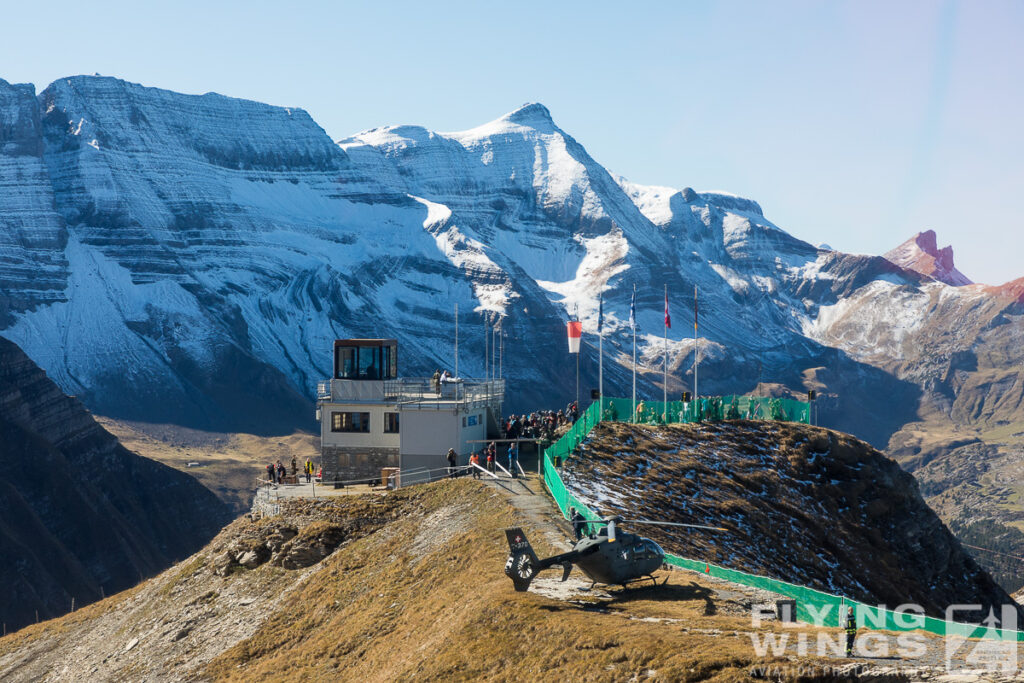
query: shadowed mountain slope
0 337 232 632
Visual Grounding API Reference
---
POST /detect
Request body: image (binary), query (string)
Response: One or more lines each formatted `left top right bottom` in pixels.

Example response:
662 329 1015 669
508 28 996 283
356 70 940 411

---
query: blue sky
3 0 1021 284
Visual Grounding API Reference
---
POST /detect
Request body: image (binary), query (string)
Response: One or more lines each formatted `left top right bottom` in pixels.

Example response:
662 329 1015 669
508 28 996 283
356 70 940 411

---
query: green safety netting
541 396 1024 641
599 395 811 425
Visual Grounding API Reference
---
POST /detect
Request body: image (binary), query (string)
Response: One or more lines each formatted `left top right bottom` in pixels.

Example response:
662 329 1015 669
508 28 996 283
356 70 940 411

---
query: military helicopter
504 516 726 591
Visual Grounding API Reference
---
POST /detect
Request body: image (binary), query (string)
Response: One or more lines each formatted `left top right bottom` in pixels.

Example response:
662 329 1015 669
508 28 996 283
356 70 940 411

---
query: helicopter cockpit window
631 541 662 560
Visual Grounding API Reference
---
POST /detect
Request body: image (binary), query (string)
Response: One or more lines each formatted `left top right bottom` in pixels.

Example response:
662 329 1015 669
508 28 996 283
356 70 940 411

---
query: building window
384 413 400 433
331 412 370 433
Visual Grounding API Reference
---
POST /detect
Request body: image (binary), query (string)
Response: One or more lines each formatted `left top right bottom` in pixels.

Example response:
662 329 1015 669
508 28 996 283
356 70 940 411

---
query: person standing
844 606 857 657
266 462 274 484
291 456 298 477
304 458 313 483
508 443 519 478
569 507 586 540
446 448 457 478
469 452 481 479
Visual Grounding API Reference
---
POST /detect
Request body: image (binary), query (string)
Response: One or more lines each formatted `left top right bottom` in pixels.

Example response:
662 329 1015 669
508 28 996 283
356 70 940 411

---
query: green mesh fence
541 397 1024 641
598 395 810 425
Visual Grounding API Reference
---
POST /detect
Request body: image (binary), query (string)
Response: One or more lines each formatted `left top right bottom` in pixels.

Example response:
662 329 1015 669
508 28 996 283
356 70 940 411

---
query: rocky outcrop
0 336 232 633
214 519 349 574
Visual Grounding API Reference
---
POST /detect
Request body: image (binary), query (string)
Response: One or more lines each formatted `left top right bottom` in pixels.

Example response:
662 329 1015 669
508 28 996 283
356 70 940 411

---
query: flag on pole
567 321 582 353
664 290 671 328
597 292 604 333
629 285 636 330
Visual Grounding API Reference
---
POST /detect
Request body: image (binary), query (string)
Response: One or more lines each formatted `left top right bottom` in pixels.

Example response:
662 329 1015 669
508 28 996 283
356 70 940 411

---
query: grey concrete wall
399 411 462 460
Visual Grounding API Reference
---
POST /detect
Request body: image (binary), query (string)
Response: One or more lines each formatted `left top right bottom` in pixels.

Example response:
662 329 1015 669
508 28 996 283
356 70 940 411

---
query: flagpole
599 327 604 418
694 284 698 400
575 306 580 411
632 286 637 424
454 303 458 378
663 284 668 421
598 293 604 418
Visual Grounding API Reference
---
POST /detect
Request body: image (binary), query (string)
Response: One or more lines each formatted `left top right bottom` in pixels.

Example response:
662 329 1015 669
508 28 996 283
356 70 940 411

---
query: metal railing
316 380 331 400
315 377 505 408
383 377 505 409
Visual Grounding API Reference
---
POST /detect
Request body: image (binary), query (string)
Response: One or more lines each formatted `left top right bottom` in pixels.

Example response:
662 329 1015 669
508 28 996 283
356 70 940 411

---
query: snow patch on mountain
536 230 630 327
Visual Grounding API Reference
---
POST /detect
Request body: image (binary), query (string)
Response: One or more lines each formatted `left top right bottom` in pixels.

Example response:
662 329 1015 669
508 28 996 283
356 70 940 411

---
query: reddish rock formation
884 229 973 286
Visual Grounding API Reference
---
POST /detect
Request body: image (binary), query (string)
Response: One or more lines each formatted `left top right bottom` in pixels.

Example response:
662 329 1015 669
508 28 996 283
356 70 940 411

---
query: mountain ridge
0 74 1022 584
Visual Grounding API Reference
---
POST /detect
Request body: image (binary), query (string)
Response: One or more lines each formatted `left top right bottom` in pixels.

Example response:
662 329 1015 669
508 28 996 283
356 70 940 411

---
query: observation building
316 339 504 485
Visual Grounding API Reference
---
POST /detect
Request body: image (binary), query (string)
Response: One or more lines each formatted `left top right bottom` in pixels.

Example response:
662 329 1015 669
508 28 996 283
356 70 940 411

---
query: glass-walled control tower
334 339 397 380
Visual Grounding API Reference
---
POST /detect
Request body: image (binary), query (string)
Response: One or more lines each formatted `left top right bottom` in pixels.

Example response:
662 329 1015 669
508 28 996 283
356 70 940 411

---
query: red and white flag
567 321 582 354
664 290 671 329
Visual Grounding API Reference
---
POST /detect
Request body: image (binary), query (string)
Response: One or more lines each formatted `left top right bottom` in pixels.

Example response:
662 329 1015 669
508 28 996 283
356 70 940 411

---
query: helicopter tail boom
504 528 541 591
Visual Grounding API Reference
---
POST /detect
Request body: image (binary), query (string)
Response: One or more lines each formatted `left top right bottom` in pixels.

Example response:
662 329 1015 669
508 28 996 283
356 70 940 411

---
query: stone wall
321 446 399 484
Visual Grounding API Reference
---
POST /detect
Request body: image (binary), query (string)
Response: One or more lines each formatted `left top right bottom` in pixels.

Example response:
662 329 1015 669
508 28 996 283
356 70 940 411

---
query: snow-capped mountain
0 76 1020 459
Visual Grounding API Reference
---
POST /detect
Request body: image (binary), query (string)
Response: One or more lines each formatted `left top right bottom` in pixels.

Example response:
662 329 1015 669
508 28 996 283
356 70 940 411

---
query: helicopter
504 516 726 591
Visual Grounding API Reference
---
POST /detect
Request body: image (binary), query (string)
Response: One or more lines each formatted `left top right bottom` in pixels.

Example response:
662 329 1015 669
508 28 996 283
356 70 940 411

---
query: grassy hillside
561 421 1016 620
0 479 845 682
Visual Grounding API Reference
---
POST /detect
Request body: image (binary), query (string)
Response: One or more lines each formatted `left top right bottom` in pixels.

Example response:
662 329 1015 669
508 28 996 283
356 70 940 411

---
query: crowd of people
447 401 582 481
501 401 578 442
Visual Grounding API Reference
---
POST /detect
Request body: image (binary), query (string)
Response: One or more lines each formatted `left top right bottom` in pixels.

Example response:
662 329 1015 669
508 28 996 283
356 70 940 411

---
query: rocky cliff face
563 421 1017 618
0 336 231 633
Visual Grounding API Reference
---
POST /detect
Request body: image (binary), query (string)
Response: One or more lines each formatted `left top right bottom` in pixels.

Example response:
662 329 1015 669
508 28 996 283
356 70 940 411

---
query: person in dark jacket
844 606 857 656
569 507 586 540
446 448 457 478
266 462 274 484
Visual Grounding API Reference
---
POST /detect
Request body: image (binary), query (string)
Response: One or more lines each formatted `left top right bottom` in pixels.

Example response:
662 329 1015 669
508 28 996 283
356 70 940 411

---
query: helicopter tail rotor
504 528 540 592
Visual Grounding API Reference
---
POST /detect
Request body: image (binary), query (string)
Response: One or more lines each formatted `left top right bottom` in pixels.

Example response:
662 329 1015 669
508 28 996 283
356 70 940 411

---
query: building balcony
317 377 505 410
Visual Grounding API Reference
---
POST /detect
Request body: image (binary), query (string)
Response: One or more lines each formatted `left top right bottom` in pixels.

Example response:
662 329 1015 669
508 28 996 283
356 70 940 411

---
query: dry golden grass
202 480 827 683
1 479 845 682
